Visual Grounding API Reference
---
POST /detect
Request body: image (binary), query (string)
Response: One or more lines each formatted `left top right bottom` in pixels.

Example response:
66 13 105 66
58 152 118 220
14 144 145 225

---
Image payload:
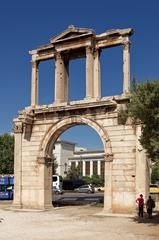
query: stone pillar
63 57 69 103
86 46 94 99
83 161 86 176
31 60 39 106
90 160 93 176
104 154 113 213
94 48 101 99
13 121 23 208
123 41 130 95
135 125 150 201
38 157 53 209
55 52 68 103
97 160 101 176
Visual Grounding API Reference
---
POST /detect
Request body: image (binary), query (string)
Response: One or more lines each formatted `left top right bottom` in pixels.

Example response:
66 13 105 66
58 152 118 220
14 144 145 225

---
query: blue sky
0 0 159 149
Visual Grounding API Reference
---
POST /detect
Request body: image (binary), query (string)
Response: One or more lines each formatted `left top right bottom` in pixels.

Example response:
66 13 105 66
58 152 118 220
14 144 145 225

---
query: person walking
136 194 144 218
146 196 155 218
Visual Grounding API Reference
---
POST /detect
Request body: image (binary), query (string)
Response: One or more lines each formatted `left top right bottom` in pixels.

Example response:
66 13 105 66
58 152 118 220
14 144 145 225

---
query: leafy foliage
65 165 104 186
151 165 159 184
65 165 81 179
83 174 104 186
128 80 159 163
0 133 14 174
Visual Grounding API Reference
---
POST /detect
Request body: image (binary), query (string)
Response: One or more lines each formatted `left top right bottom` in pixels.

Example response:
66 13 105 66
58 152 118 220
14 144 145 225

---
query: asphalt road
52 191 104 206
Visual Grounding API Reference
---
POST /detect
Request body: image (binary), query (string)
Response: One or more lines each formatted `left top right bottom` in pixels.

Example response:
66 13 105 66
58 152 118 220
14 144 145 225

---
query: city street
53 191 104 206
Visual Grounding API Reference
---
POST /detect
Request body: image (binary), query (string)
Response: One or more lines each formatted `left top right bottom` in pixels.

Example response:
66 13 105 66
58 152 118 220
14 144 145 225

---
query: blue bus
0 175 14 200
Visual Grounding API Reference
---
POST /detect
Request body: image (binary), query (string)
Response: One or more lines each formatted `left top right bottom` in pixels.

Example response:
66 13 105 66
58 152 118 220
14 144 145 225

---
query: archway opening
43 122 108 208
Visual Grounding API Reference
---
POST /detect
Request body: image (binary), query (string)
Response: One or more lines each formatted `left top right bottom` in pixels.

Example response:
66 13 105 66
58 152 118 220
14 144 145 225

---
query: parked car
52 186 63 195
74 184 95 194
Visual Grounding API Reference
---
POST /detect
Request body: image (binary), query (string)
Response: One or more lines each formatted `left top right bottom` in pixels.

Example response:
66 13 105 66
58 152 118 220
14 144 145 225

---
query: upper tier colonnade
30 25 133 106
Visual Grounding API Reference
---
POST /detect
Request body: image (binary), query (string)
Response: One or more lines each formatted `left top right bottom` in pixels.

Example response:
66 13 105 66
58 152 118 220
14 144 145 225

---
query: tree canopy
128 80 159 163
0 133 14 174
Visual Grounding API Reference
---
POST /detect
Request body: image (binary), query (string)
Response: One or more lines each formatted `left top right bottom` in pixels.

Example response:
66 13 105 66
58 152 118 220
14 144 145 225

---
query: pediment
50 25 95 43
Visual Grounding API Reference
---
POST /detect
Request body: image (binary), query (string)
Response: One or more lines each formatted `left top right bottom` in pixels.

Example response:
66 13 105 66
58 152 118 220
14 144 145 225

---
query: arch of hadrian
13 26 150 212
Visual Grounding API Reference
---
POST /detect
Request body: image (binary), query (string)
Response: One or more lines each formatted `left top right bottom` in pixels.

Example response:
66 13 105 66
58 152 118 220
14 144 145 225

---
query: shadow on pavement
53 195 104 207
133 211 159 225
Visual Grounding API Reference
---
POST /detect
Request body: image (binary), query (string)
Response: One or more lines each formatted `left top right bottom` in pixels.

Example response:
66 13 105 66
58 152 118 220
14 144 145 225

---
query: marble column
90 160 93 177
104 154 113 213
13 121 23 208
38 156 53 209
63 57 69 103
123 41 130 95
97 160 101 176
31 60 39 106
83 161 86 176
55 53 69 103
86 46 94 99
94 48 101 99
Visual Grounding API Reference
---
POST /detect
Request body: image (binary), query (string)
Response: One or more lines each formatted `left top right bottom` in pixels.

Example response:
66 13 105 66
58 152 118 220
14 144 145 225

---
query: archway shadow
133 211 159 226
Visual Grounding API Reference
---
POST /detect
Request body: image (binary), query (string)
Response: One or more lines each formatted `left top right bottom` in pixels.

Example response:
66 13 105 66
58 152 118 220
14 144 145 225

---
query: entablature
29 26 133 62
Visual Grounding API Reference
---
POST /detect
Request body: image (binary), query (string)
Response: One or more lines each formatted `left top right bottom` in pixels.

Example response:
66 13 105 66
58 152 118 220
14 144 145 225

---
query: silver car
74 184 95 194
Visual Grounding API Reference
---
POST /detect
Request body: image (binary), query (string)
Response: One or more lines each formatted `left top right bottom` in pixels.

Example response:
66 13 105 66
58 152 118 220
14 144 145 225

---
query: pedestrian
136 194 144 218
146 196 155 218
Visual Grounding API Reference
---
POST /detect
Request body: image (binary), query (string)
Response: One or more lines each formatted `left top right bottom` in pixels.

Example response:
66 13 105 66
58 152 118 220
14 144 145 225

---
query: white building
53 139 104 178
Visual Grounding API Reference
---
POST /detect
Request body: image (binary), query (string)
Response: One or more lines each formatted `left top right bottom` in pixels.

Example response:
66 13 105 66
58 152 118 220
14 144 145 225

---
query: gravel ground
0 203 159 240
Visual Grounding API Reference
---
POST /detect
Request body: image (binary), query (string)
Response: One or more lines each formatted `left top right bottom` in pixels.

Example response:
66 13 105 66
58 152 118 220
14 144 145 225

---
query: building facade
54 139 105 179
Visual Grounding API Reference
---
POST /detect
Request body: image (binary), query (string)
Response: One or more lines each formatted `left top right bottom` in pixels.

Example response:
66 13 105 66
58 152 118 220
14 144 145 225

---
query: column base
103 207 113 214
11 203 53 211
11 203 22 209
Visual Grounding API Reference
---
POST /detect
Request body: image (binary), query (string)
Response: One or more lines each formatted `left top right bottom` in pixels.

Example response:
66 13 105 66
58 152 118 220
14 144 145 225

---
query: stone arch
39 116 112 159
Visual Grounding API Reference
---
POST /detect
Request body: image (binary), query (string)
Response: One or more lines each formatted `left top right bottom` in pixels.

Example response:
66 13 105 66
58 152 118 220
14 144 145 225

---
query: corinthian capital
55 52 62 60
123 41 130 51
13 122 23 133
104 153 114 162
86 46 94 54
32 60 39 68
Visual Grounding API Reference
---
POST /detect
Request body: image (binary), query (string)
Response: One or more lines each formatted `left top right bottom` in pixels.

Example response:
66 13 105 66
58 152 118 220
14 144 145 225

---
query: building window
85 161 90 176
93 161 97 175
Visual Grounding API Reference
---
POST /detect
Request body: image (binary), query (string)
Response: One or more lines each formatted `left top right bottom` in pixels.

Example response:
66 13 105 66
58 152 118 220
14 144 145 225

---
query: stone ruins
13 26 150 212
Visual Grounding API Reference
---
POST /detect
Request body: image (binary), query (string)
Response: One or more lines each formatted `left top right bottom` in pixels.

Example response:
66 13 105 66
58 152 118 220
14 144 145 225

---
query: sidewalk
0 204 159 240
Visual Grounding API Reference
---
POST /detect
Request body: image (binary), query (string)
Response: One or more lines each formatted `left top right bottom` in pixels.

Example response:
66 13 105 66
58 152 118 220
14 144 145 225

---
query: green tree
128 80 159 163
82 174 104 186
0 133 14 174
132 75 137 93
90 174 104 186
65 165 81 179
151 165 159 184
82 176 92 184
